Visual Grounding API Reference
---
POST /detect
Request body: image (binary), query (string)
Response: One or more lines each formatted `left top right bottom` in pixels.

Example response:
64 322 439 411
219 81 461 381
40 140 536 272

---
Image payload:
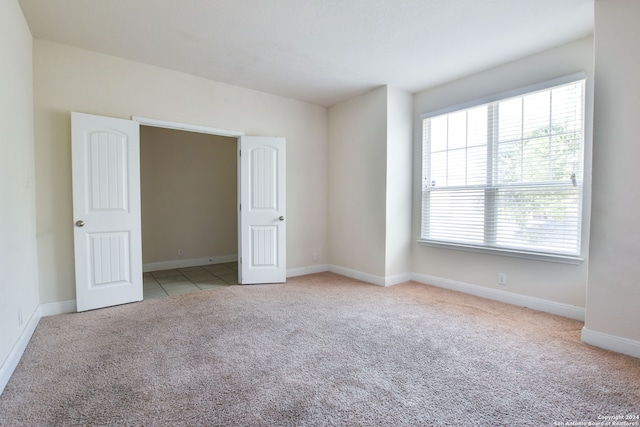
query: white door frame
134 123 288 284
132 117 245 139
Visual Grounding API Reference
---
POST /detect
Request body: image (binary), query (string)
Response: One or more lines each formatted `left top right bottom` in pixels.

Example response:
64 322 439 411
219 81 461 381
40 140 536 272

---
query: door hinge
239 149 241 157
239 204 242 211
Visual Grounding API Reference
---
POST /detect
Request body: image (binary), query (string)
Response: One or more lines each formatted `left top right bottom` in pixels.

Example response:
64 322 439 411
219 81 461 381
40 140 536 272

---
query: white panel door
239 136 286 284
72 112 142 311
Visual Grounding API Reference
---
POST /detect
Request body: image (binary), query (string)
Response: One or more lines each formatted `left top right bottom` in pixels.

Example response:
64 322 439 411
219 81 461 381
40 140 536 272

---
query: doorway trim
133 115 244 274
132 116 245 138
134 116 288 284
131 116 245 272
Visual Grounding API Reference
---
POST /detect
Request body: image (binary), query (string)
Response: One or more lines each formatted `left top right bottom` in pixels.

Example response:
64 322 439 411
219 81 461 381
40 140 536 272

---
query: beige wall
585 0 640 342
140 126 237 265
0 0 39 369
412 36 594 308
328 87 388 278
33 40 328 304
328 85 413 282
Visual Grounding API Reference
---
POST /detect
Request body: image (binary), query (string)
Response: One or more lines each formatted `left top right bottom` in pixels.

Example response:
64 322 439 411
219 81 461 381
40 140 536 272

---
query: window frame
418 72 588 265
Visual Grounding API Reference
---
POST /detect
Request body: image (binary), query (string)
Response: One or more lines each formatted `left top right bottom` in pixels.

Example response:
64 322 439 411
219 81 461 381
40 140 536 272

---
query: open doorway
139 125 238 299
72 113 286 311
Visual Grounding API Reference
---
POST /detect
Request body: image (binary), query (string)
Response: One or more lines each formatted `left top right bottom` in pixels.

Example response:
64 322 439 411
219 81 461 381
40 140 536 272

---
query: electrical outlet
178 248 184 257
312 252 318 263
18 309 23 326
498 272 507 286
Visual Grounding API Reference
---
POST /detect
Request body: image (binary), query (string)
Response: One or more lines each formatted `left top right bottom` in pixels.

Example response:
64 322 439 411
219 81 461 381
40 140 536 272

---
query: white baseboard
326 265 410 287
143 254 238 272
1 299 88 396
0 306 41 396
40 300 76 316
287 264 329 278
329 265 386 286
581 327 640 359
385 273 412 287
411 272 586 321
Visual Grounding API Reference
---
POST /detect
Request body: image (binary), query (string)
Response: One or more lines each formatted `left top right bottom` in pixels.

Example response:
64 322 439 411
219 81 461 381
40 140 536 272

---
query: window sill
417 240 584 265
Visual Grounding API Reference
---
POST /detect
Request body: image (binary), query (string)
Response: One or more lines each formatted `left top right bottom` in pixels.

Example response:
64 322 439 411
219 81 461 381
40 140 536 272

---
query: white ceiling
18 0 593 107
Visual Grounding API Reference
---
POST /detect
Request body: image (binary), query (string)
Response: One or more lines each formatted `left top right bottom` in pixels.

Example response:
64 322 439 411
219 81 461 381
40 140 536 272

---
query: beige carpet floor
0 272 639 426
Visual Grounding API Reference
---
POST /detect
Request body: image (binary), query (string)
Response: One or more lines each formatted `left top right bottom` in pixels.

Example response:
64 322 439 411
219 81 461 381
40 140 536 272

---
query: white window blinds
421 78 585 258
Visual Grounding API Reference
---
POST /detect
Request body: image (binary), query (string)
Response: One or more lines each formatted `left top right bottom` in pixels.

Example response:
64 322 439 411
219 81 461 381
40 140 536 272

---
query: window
420 76 586 261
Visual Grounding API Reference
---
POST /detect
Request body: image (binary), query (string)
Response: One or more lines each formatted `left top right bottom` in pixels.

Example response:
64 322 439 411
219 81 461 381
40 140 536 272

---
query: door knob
75 220 85 227
279 216 284 221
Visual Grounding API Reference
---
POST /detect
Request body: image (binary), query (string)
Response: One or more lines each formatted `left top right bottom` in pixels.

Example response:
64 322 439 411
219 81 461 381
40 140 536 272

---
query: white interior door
238 136 286 284
72 112 142 311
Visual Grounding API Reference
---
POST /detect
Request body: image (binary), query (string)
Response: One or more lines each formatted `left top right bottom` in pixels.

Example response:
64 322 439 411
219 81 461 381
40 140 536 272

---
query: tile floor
143 262 238 300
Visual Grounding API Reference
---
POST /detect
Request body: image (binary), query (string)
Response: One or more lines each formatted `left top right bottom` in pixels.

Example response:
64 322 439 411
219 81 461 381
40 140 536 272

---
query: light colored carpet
0 272 638 426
